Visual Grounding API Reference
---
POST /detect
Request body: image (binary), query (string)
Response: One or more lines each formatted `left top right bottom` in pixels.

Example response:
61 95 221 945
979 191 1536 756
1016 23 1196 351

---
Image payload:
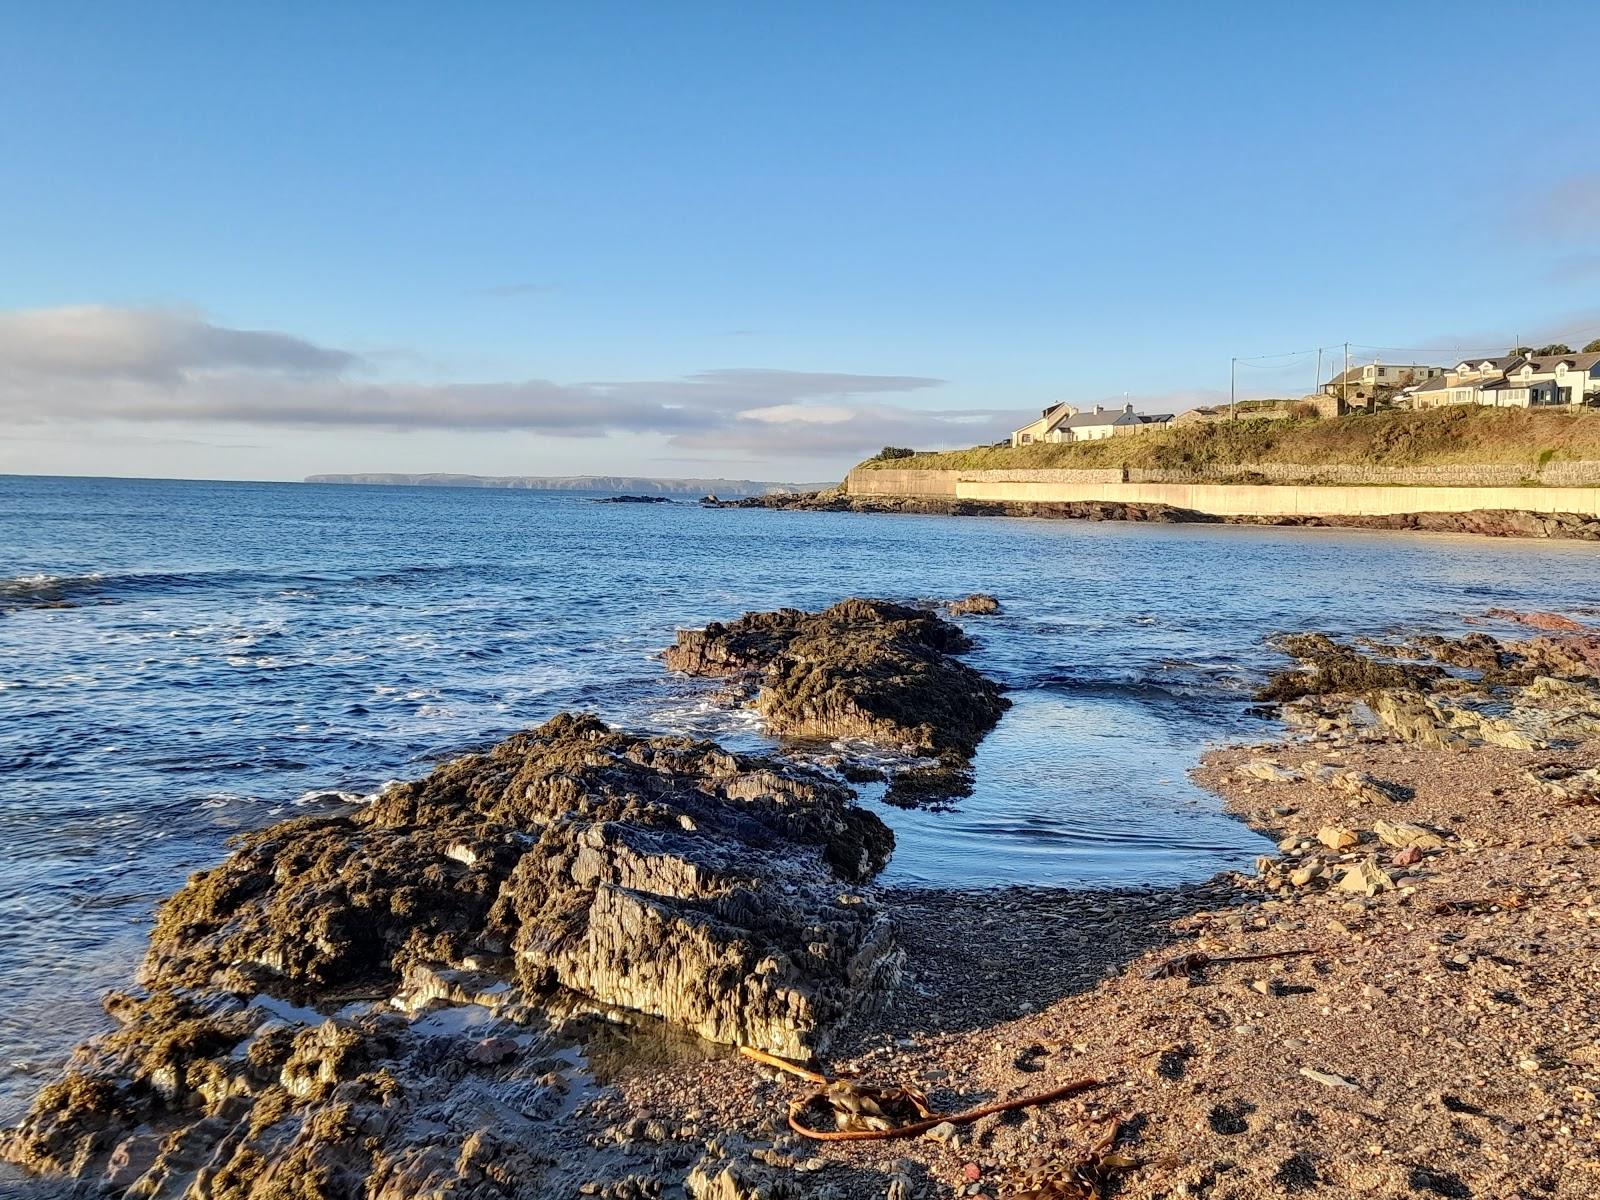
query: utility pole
1314 347 1323 396
1342 342 1350 412
1229 356 1237 420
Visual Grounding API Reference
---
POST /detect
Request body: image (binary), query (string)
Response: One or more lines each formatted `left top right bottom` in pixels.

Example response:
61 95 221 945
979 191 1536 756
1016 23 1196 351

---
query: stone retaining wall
850 460 1600 496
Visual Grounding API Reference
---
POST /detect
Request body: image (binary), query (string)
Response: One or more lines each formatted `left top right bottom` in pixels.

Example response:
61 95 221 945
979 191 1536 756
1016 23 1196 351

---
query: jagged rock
663 597 1006 757
1330 771 1410 805
1257 635 1444 703
1369 691 1472 750
1373 819 1444 851
1335 858 1395 897
1523 763 1600 803
2 715 905 1197
145 714 897 1055
1317 825 1359 851
1242 760 1300 783
685 1155 798 1200
944 593 1001 616
663 598 1008 769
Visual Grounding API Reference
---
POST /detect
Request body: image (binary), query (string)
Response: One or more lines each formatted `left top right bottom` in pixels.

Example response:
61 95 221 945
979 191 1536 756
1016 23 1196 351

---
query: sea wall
850 460 1600 492
844 468 1600 518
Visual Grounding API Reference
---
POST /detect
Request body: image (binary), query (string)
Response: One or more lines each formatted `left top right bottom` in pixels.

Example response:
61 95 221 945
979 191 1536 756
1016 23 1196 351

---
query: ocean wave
0 563 474 612
292 782 397 808
0 572 108 609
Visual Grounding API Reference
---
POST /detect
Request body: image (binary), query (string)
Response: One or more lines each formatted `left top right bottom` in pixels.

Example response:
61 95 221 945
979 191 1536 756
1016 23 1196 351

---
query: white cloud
0 304 1019 461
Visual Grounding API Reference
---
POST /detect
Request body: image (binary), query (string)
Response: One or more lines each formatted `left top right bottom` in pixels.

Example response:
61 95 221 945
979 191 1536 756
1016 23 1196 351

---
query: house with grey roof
1322 362 1446 402
1009 402 1172 447
1412 352 1600 409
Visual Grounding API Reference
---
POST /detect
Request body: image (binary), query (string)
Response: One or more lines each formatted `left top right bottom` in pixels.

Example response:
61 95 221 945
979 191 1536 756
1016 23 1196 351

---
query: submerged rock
663 597 1008 766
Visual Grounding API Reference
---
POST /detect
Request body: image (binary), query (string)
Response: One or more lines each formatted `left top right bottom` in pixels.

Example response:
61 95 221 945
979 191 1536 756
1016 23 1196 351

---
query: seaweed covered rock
2 985 580 1197
1256 633 1445 703
663 598 1008 761
945 593 1001 616
3 714 904 1197
143 714 896 1053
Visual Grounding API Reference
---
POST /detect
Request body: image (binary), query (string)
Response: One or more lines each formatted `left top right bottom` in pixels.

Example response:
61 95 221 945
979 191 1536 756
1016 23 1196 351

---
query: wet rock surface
2 712 905 1197
664 598 1009 804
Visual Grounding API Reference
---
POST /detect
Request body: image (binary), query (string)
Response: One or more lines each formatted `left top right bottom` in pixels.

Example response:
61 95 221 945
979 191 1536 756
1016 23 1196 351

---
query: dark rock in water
1 714 902 1195
1256 633 1445 702
592 494 673 504
706 490 1600 542
663 598 1008 762
944 593 1001 616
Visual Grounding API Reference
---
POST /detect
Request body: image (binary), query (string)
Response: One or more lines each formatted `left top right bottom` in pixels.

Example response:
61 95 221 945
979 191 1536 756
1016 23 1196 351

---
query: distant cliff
303 473 832 497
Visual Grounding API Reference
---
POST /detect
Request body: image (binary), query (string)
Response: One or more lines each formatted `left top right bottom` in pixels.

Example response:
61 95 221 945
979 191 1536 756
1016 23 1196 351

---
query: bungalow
1010 403 1171 446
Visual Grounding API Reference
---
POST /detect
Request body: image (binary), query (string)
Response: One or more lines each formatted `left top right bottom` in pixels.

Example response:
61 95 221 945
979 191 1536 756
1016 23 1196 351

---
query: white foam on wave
292 781 398 808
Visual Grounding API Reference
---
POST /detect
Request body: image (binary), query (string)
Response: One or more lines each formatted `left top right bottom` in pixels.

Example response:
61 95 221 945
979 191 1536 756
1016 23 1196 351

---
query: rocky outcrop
2 713 902 1197
706 491 1600 541
145 713 897 1052
944 593 1001 616
1259 621 1600 752
1255 633 1445 702
664 599 1008 804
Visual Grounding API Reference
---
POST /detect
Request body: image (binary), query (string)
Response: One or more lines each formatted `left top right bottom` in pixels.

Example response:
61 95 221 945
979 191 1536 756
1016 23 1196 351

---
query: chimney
1093 404 1104 414
1123 402 1133 413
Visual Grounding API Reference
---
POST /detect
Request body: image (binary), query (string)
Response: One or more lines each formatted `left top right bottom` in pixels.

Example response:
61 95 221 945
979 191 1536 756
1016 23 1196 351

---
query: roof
1142 413 1175 423
1458 355 1526 372
1327 363 1444 386
1522 352 1600 373
1412 376 1452 392
1056 406 1142 429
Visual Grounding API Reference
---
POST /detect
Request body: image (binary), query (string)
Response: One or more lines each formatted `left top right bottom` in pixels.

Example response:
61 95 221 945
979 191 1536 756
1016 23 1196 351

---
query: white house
1010 403 1171 446
1411 353 1600 409
1507 353 1600 406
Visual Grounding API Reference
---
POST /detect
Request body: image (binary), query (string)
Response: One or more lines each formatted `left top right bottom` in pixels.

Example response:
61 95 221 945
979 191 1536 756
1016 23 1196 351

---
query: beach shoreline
6 605 1599 1198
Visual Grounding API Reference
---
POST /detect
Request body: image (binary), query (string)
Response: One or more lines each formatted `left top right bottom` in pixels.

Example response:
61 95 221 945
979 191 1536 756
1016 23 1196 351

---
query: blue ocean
3 473 1598 1125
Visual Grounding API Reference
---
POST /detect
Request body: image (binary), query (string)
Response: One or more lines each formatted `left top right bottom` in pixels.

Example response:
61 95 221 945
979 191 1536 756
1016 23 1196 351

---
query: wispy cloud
0 304 1014 460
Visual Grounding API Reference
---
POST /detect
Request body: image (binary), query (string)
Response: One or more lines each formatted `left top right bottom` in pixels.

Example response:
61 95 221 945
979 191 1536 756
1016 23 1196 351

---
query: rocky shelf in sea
706 489 1600 541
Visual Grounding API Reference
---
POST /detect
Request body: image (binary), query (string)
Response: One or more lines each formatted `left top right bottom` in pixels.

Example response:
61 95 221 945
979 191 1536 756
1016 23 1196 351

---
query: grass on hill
861 406 1600 473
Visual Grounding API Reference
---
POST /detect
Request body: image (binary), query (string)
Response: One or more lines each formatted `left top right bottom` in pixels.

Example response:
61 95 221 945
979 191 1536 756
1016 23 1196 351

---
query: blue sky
4 1 1599 481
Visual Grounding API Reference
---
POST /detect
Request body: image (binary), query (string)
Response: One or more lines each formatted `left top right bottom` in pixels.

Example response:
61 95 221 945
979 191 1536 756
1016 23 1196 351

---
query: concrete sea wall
845 467 1600 518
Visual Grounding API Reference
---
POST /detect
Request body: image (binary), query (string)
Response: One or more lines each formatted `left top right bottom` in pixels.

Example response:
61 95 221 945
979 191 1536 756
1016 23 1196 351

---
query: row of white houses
1408 353 1600 409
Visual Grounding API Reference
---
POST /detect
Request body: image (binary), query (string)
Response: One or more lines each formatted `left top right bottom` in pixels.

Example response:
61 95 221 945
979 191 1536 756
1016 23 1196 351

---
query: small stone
1374 819 1444 851
465 1036 518 1065
1318 825 1359 851
1392 844 1423 868
1336 858 1394 897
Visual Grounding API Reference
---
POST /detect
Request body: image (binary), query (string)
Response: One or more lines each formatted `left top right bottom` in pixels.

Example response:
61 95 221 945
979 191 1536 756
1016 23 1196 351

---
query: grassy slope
863 406 1600 473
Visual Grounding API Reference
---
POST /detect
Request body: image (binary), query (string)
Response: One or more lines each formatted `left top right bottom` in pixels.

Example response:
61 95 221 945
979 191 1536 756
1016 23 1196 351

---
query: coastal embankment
848 465 1600 519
